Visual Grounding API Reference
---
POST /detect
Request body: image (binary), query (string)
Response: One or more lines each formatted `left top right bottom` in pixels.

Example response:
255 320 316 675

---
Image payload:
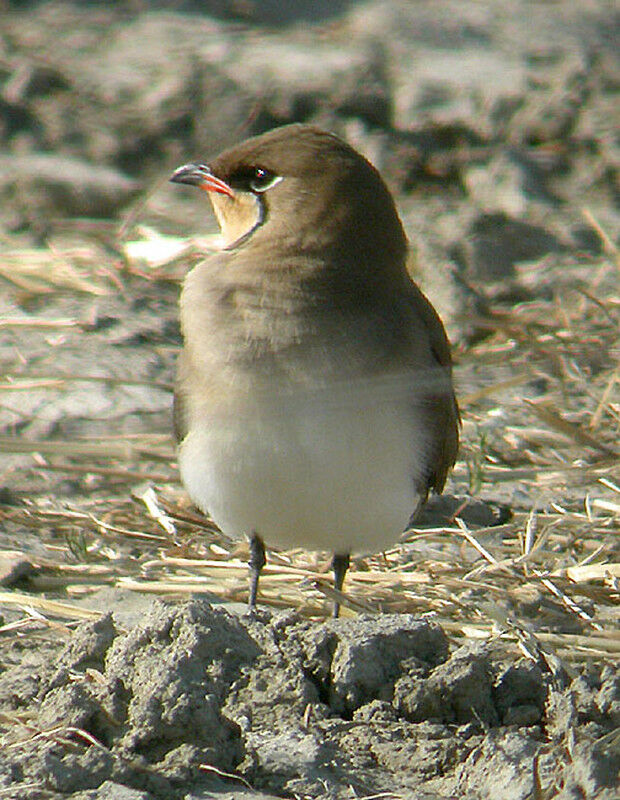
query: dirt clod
5 599 617 799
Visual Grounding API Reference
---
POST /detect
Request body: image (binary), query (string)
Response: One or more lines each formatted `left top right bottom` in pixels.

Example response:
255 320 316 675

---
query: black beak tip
170 163 203 186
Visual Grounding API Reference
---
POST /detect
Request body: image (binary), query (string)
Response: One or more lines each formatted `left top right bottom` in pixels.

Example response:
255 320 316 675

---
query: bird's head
171 124 407 279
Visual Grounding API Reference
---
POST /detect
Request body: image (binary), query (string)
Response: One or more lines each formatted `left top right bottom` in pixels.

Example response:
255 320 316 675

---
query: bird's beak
170 163 234 199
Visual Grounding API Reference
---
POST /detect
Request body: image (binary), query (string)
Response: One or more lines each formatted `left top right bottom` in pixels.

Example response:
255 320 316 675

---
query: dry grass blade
590 498 620 515
0 784 43 797
590 371 619 429
29 462 178 483
0 317 80 330
460 373 532 405
84 511 171 542
0 247 110 295
457 519 521 582
116 578 222 594
523 400 616 456
347 794 405 800
0 592 101 621
0 435 175 462
136 485 179 537
8 724 109 752
560 563 620 582
533 570 602 630
197 764 253 791
581 207 620 268
311 579 377 615
483 602 568 677
1 373 173 391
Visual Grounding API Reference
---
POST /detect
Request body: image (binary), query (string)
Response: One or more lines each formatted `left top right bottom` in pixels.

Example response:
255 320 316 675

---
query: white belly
179 378 430 554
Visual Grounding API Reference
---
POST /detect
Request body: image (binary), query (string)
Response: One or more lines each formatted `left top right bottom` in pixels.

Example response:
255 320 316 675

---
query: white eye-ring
250 167 282 193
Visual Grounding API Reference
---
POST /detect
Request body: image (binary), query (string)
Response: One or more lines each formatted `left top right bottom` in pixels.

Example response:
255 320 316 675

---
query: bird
170 124 459 617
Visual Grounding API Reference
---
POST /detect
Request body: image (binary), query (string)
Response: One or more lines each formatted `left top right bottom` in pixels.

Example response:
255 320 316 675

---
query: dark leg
248 533 266 613
332 552 350 618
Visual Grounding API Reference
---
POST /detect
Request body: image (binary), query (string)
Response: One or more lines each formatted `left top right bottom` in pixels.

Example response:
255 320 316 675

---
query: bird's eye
249 167 281 193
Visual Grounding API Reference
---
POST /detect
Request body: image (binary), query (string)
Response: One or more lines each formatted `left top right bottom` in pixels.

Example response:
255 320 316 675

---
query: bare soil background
0 1 618 799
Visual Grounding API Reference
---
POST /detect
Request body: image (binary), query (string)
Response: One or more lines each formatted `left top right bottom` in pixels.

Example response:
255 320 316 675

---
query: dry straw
0 229 617 669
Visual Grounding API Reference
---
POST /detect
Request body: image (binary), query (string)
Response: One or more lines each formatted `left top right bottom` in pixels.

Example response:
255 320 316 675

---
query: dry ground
0 1 618 798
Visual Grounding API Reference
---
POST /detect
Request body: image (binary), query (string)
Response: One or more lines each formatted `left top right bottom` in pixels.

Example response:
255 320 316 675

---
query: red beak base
170 163 234 198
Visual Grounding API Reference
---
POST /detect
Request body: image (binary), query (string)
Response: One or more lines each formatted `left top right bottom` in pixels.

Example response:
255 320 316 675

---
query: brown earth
0 2 618 799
